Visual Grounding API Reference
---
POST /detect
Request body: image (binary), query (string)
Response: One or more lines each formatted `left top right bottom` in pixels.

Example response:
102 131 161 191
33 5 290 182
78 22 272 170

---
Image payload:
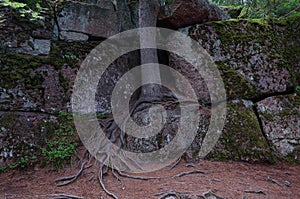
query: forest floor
0 158 299 199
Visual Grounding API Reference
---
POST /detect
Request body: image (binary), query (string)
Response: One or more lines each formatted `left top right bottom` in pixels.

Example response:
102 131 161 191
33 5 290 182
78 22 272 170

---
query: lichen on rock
256 94 300 162
189 17 299 96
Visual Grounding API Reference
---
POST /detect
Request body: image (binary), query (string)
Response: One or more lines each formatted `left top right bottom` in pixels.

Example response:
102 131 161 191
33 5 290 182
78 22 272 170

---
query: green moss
275 15 300 26
248 18 271 27
194 16 300 90
294 92 300 107
49 41 99 70
29 71 45 87
206 102 275 163
156 133 164 146
216 63 256 99
41 111 78 169
0 53 54 91
261 112 274 121
0 165 5 172
0 111 61 169
272 16 300 86
0 40 101 89
58 72 70 93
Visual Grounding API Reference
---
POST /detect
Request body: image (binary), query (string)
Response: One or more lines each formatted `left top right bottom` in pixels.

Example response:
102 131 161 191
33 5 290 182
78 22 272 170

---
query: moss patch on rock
0 53 45 89
206 101 275 163
0 112 57 168
216 62 256 100
189 16 299 96
49 41 100 70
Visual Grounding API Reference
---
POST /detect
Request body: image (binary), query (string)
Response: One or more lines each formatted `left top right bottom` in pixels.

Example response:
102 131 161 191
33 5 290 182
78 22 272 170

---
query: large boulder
168 53 256 103
56 0 134 40
168 52 210 104
0 54 67 113
256 94 300 161
158 0 229 29
205 100 274 163
189 18 299 97
184 17 299 162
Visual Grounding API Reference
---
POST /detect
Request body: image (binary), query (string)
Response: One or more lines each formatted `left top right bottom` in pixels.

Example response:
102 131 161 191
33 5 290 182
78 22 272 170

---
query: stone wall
0 0 299 167
186 17 299 162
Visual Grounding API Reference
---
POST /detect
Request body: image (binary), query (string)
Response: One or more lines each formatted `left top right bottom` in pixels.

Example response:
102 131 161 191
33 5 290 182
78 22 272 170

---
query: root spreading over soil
1 159 299 199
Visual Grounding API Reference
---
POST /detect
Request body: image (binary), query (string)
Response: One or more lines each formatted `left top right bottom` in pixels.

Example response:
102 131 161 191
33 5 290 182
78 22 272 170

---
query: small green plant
295 85 300 93
8 157 29 169
0 165 5 172
96 112 107 119
42 112 77 169
0 155 37 171
1 0 48 21
62 53 80 61
1 0 26 8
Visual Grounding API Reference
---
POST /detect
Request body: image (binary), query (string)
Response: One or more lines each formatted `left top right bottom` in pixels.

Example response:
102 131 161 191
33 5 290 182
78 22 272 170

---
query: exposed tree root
244 190 266 195
168 157 182 169
201 190 224 199
154 190 195 199
54 86 202 199
111 166 125 190
154 190 184 199
47 193 83 199
185 163 195 168
54 150 216 199
266 176 288 187
172 170 206 178
98 163 119 199
55 162 87 187
116 169 162 180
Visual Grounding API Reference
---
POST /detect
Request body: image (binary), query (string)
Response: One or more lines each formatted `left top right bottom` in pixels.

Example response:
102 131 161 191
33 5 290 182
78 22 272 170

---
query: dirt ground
0 158 299 199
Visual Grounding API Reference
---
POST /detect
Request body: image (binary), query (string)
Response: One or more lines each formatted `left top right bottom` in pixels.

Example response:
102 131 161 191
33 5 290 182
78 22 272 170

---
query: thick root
55 162 87 187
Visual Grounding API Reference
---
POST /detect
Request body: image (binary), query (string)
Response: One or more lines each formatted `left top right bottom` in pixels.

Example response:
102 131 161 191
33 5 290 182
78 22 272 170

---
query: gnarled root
55 161 87 187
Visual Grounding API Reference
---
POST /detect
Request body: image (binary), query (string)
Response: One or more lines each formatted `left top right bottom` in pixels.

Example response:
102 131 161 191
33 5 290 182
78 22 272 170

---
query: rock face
57 1 119 39
189 19 296 96
0 42 98 165
206 100 274 162
168 17 299 161
0 112 57 165
5 38 51 56
59 31 89 42
168 52 210 104
0 0 135 55
0 54 69 113
95 50 140 114
56 0 135 40
256 95 300 160
158 0 229 29
0 0 299 166
0 4 53 55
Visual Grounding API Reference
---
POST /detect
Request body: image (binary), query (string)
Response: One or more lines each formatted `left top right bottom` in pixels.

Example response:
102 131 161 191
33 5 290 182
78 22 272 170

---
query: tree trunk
139 0 161 97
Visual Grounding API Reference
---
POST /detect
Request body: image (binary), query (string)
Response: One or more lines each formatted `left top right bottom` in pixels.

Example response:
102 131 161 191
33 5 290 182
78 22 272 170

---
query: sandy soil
0 158 299 199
